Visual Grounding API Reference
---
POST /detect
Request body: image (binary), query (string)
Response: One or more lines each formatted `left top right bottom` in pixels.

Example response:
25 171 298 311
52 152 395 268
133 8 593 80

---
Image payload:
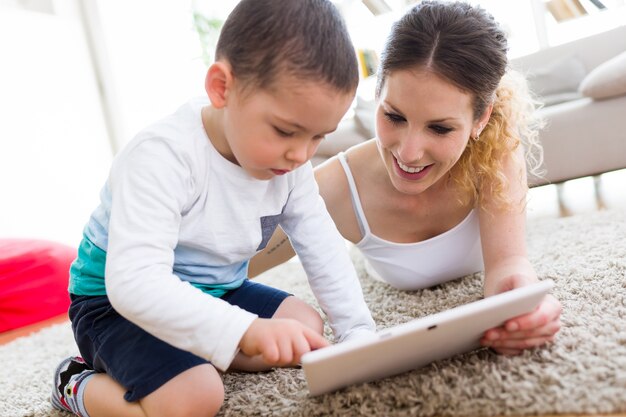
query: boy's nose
286 141 311 165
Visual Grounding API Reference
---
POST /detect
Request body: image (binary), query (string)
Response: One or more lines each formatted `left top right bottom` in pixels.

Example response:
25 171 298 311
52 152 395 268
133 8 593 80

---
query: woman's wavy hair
376 1 544 209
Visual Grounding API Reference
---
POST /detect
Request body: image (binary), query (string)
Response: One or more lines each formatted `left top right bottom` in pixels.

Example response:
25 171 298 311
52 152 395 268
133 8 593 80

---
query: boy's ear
205 61 234 109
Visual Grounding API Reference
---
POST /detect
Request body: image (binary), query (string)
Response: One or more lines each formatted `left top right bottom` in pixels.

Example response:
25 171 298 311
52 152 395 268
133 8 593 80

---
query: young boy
50 1 376 416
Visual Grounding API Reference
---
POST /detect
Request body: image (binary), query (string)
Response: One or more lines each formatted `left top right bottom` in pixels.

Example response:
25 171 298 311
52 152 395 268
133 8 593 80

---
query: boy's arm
279 163 376 341
105 139 257 371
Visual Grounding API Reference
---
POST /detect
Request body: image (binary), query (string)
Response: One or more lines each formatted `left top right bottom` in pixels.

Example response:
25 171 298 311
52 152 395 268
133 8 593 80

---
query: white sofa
510 25 626 185
316 25 626 186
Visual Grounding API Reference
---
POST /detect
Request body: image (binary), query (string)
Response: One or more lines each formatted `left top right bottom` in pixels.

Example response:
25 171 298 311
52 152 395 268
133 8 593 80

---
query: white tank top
338 152 484 290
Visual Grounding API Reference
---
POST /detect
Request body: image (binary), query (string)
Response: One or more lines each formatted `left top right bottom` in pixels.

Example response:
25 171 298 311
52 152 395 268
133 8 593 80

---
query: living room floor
1 170 625 417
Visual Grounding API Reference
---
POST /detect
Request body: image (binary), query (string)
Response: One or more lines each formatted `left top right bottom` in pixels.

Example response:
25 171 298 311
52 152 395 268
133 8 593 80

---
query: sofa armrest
530 95 626 186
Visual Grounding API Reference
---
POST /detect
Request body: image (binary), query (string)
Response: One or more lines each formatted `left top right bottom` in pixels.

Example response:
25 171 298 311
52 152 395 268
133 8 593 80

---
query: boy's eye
274 127 294 137
384 112 406 125
430 124 453 135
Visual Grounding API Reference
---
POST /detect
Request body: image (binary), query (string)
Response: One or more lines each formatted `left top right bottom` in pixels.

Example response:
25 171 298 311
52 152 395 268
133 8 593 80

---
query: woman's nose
396 131 425 164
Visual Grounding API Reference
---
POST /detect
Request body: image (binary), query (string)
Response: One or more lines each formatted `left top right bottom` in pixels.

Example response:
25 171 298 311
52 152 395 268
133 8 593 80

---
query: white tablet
301 279 554 396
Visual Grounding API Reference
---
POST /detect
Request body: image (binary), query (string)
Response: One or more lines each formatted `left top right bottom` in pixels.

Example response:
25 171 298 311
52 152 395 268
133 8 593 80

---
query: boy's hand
239 318 329 366
481 275 562 355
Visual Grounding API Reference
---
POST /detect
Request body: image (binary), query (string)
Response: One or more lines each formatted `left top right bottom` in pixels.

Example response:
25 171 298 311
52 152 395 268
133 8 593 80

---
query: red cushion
0 239 75 332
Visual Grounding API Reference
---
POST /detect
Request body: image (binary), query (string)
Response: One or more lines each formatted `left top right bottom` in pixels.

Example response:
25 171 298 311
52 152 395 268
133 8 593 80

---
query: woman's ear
474 103 494 138
205 61 234 109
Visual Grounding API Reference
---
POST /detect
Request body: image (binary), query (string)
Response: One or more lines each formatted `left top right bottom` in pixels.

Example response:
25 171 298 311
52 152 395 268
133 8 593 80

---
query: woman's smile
393 155 432 180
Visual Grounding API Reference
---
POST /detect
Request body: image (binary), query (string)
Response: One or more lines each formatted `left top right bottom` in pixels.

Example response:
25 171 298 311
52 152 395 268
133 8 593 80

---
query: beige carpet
1 209 625 417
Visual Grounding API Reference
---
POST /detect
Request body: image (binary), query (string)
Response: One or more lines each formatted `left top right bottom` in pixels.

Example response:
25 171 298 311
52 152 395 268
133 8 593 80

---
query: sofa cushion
541 91 584 107
526 55 587 105
579 51 626 100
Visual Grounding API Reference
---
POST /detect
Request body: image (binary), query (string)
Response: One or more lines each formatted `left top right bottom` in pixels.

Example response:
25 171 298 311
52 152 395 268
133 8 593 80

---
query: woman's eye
430 125 453 135
274 127 294 137
384 112 406 125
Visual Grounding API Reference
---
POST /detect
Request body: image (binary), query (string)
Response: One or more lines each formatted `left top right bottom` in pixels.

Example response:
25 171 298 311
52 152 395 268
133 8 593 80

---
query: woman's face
375 68 481 195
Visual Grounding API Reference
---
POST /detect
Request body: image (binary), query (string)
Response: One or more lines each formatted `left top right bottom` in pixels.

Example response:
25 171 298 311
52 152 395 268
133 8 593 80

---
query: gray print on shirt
257 213 284 251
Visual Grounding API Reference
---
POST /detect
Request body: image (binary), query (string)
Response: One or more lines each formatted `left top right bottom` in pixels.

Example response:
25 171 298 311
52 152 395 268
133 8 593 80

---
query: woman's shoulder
313 141 380 243
315 139 378 185
345 138 378 160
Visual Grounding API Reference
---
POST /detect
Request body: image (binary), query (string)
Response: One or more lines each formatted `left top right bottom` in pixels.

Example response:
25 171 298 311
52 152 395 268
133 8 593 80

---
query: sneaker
51 356 96 416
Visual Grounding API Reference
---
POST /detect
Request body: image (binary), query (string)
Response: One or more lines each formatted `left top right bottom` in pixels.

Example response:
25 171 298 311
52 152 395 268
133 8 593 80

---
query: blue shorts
69 279 290 402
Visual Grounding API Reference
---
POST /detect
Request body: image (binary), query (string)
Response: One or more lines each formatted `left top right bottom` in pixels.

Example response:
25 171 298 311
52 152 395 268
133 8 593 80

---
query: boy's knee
199 382 224 417
275 296 325 335
184 376 224 417
302 303 324 335
144 365 224 417
307 308 325 335
161 385 224 417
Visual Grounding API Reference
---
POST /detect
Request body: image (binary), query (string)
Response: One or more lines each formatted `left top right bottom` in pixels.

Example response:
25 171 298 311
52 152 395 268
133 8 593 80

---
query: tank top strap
337 152 371 236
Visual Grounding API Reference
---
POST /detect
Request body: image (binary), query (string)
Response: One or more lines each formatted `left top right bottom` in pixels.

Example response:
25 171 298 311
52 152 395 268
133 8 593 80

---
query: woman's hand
481 274 562 355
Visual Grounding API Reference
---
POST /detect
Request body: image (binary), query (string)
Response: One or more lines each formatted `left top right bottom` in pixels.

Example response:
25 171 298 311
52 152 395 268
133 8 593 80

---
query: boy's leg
52 359 145 417
53 360 223 417
137 364 223 417
83 374 145 417
80 364 223 417
51 356 97 416
57 295 225 417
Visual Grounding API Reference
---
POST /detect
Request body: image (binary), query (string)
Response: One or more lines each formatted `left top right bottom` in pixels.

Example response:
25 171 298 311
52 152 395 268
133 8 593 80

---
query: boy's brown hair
216 0 359 94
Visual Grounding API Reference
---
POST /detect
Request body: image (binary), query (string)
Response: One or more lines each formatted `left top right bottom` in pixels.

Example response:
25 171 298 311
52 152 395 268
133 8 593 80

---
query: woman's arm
478 146 561 355
479 146 535 295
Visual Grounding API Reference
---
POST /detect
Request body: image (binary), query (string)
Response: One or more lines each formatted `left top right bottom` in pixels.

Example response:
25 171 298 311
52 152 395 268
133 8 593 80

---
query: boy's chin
246 169 275 181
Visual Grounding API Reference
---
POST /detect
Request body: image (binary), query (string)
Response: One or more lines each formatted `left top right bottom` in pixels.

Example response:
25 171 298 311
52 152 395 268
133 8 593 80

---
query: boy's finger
303 327 330 350
291 333 311 364
261 341 280 364
276 336 294 366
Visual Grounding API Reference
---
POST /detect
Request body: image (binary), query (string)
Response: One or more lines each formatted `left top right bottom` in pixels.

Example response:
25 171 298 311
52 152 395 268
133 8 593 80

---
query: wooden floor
527 169 626 220
0 313 68 346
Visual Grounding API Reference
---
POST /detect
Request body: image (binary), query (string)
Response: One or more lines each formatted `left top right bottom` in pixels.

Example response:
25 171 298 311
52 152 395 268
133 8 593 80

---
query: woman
250 1 561 355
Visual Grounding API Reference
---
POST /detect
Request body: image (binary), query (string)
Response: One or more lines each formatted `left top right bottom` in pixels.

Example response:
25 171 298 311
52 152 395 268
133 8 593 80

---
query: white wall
1 0 624 248
92 0 221 151
0 7 112 246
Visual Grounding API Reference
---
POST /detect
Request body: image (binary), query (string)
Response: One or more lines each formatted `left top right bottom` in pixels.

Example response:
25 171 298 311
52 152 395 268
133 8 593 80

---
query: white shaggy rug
1 209 625 417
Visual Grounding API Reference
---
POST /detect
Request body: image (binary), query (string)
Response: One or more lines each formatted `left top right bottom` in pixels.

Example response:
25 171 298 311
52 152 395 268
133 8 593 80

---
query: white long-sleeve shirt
73 97 375 371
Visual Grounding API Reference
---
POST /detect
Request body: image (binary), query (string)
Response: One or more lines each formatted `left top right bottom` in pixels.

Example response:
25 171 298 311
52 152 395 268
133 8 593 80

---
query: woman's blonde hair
450 70 545 209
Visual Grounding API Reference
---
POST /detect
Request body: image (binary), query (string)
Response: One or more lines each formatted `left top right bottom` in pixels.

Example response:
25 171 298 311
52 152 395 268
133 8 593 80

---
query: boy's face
214 77 354 180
